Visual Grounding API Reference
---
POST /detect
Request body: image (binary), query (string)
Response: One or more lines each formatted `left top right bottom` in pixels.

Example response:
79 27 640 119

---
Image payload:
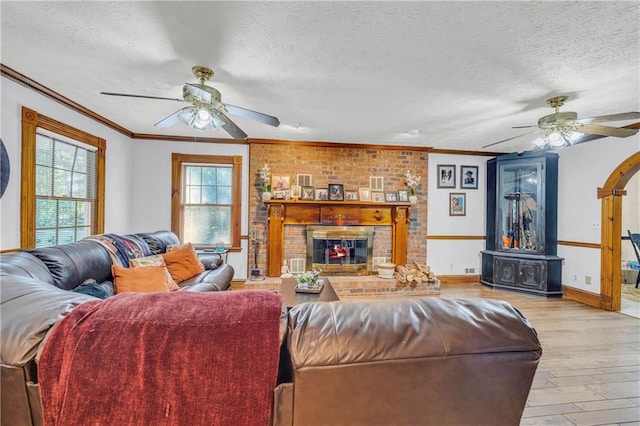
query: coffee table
280 277 339 309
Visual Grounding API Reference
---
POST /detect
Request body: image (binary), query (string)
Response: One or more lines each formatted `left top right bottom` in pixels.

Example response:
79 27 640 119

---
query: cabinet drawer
359 208 392 225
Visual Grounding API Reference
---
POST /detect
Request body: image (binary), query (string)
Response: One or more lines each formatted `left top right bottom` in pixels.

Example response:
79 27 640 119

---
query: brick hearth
243 275 440 297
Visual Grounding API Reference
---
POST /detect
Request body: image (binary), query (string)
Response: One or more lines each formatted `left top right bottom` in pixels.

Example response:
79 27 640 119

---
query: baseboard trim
438 274 480 284
562 285 601 308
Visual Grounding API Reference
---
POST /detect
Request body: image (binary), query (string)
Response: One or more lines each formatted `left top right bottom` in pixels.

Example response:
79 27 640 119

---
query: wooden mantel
263 200 411 277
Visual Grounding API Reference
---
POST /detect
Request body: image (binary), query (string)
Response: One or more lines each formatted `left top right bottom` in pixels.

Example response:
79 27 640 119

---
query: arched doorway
598 151 640 311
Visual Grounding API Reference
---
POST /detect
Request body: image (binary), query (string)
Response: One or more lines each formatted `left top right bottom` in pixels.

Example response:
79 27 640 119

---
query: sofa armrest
197 254 223 270
284 297 542 425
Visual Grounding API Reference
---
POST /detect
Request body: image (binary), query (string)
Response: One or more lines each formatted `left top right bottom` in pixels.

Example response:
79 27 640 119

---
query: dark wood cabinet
481 151 563 297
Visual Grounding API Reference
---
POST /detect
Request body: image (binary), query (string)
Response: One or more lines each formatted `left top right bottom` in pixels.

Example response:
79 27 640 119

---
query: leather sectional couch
1 230 542 425
0 230 234 425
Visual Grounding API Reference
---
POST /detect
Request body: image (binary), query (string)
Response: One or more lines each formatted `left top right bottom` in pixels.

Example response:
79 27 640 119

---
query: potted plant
404 170 421 203
258 164 272 200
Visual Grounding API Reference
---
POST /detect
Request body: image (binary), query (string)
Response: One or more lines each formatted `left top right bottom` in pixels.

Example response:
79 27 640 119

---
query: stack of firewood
395 263 437 286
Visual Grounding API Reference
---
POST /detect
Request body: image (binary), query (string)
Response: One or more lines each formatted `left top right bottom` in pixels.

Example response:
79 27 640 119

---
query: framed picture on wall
449 192 466 216
437 165 456 188
460 165 479 189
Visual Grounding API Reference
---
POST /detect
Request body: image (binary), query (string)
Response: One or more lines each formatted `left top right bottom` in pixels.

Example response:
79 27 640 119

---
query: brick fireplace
249 142 428 277
307 226 373 275
263 200 410 277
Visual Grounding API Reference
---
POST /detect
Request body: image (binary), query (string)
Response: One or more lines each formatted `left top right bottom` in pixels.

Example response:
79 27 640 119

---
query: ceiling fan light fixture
197 108 211 121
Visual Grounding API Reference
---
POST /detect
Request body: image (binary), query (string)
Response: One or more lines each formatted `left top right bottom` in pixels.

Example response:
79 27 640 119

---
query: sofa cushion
137 231 180 255
26 241 113 290
0 252 55 284
162 244 204 283
111 265 173 294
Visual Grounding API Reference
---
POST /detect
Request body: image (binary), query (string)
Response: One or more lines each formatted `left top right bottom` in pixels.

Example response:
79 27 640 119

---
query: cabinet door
494 257 519 286
519 260 546 290
496 160 544 253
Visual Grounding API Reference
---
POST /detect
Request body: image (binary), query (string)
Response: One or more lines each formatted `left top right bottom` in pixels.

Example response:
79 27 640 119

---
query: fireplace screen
307 226 373 275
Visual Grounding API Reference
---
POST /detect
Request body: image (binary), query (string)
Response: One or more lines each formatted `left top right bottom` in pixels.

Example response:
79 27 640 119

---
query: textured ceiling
1 1 639 152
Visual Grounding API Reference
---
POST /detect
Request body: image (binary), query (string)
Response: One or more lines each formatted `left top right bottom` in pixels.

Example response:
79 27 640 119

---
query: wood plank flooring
341 282 640 426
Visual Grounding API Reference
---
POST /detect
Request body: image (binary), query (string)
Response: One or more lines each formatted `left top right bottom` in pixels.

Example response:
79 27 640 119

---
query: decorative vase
408 188 417 204
262 192 272 201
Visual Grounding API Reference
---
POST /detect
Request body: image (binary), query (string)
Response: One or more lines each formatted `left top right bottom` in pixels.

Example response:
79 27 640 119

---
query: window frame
171 153 242 249
21 107 105 248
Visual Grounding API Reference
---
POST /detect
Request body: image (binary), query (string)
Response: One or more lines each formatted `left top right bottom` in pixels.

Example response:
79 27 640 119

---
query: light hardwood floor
341 282 640 426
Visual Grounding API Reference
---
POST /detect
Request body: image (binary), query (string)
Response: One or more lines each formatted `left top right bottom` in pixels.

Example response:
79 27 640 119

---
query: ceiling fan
483 96 639 149
101 66 280 139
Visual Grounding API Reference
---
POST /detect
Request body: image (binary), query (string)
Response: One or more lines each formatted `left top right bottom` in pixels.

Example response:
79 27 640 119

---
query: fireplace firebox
307 226 373 275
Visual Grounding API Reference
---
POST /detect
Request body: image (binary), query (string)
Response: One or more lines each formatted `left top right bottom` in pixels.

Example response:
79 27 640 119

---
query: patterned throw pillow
112 265 173 294
129 255 179 291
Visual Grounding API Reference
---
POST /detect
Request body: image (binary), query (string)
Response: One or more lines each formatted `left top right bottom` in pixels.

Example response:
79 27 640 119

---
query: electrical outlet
585 275 592 285
591 222 600 229
572 274 578 283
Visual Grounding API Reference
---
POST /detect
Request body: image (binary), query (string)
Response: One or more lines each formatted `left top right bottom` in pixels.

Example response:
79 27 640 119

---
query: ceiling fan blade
577 112 640 124
578 123 638 138
225 104 280 127
512 125 537 129
154 106 193 128
184 83 212 103
482 129 540 148
214 110 248 139
100 92 183 102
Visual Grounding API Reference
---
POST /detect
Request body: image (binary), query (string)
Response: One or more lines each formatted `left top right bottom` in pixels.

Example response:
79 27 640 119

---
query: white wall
130 141 250 279
0 77 134 249
557 136 640 293
426 153 493 275
622 172 639 263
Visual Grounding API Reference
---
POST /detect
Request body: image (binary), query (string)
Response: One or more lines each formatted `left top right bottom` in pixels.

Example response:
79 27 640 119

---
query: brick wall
249 142 428 273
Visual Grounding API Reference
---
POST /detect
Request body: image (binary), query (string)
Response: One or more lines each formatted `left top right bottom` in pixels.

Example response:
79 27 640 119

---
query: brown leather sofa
2 232 541 425
0 230 234 426
274 297 542 426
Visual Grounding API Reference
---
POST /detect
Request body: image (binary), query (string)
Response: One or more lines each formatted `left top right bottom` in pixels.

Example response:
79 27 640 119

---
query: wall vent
465 268 476 274
297 174 312 187
370 176 384 191
290 258 306 274
372 257 386 270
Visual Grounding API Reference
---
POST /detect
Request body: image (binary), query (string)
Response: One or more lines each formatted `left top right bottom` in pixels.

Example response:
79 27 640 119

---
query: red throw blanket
39 290 283 426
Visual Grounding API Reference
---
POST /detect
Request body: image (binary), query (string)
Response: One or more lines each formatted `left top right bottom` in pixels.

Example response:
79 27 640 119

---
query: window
171 154 241 249
21 107 105 248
